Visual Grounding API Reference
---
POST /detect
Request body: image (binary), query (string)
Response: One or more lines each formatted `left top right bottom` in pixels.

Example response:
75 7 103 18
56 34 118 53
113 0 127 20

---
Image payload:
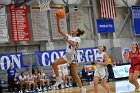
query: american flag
100 0 116 18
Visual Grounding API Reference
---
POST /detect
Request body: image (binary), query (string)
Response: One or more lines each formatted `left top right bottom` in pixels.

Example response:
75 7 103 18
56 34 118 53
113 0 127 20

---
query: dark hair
136 43 139 50
76 28 85 37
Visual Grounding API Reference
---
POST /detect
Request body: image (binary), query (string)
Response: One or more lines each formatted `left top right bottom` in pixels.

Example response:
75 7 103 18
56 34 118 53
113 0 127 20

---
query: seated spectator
39 69 47 91
19 72 28 93
27 72 35 92
14 73 20 92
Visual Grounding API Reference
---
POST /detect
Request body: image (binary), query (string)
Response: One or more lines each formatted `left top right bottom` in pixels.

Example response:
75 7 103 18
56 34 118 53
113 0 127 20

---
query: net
38 0 51 12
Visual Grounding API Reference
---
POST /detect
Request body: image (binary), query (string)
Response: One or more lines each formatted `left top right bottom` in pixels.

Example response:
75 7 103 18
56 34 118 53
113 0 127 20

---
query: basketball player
52 17 86 93
93 44 110 93
124 42 140 92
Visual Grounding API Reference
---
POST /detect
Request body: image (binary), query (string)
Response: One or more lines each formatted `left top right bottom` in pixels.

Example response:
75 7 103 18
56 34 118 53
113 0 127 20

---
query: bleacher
0 61 93 92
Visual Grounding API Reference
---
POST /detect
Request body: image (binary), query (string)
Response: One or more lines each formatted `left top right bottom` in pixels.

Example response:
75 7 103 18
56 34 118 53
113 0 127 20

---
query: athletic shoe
80 88 86 93
61 84 64 89
65 84 69 88
69 83 73 87
25 89 29 93
53 77 63 86
20 90 23 93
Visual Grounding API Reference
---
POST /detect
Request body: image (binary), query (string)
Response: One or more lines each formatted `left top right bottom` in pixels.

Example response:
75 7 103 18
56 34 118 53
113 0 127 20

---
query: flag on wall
100 0 116 18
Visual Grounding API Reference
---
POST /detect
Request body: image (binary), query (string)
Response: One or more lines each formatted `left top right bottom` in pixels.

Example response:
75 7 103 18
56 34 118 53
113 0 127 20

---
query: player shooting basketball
52 10 86 93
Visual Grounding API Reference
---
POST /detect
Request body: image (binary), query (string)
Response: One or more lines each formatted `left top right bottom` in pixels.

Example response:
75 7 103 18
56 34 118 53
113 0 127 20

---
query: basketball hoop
38 0 51 12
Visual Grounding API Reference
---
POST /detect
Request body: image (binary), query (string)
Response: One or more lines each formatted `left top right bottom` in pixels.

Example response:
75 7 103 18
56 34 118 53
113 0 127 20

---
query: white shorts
62 71 69 76
59 72 63 77
63 53 78 64
94 67 108 79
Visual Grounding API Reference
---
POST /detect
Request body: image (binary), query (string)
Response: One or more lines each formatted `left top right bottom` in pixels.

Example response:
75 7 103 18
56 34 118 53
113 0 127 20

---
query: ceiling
0 0 139 6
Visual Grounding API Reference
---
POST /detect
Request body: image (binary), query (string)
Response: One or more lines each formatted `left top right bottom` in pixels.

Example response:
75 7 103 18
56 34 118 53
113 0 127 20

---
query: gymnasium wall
0 0 140 65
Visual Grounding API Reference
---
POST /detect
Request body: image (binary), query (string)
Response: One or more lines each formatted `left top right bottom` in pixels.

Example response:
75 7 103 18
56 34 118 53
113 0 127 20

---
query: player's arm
57 19 78 48
56 18 67 39
100 54 108 66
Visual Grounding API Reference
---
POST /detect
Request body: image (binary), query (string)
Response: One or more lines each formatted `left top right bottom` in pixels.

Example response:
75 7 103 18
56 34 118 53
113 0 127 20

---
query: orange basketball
56 10 65 19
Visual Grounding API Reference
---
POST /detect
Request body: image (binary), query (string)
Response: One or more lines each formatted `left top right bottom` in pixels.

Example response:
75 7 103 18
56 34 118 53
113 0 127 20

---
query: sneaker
40 87 42 91
20 90 23 93
25 89 29 93
44 87 47 91
37 88 40 92
69 83 72 87
48 86 52 90
56 86 59 90
61 84 64 89
80 88 86 93
65 84 69 88
53 77 63 86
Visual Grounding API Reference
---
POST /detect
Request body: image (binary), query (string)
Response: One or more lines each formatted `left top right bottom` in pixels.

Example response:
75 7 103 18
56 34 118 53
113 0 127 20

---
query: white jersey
94 52 108 79
95 52 106 69
19 75 26 81
66 34 81 55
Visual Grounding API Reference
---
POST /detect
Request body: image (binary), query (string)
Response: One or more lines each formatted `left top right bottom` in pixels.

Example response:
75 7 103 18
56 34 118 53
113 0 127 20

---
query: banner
50 6 67 39
10 4 30 41
0 53 24 70
0 5 9 43
113 64 130 78
97 19 115 33
30 6 49 41
35 48 98 66
132 6 140 35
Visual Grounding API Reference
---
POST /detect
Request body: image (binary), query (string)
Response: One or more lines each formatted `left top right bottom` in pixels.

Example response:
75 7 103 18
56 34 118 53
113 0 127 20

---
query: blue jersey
7 68 16 78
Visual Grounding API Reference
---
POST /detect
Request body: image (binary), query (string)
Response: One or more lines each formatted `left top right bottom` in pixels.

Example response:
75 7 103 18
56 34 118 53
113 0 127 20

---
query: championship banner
35 48 98 66
50 6 67 39
30 6 49 41
0 53 24 70
10 4 30 41
97 19 115 33
0 5 9 43
132 6 140 35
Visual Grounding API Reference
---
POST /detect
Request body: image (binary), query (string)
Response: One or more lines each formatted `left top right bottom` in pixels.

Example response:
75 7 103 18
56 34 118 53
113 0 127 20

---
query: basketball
56 9 65 19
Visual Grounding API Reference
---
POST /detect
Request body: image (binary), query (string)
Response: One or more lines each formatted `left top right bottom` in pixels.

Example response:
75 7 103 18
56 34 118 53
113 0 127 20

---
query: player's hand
63 36 68 41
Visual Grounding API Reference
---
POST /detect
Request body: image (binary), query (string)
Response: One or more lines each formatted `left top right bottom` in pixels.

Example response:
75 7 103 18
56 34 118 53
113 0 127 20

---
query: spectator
19 72 28 93
14 73 20 92
107 55 114 82
6 63 16 93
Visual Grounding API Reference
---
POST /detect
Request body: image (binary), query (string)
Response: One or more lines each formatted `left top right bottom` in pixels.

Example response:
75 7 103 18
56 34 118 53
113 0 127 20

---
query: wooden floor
46 79 140 93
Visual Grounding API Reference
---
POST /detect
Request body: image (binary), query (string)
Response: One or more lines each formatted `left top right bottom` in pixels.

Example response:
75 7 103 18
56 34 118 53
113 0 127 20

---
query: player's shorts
62 71 69 76
129 64 140 73
94 67 108 79
63 53 78 64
